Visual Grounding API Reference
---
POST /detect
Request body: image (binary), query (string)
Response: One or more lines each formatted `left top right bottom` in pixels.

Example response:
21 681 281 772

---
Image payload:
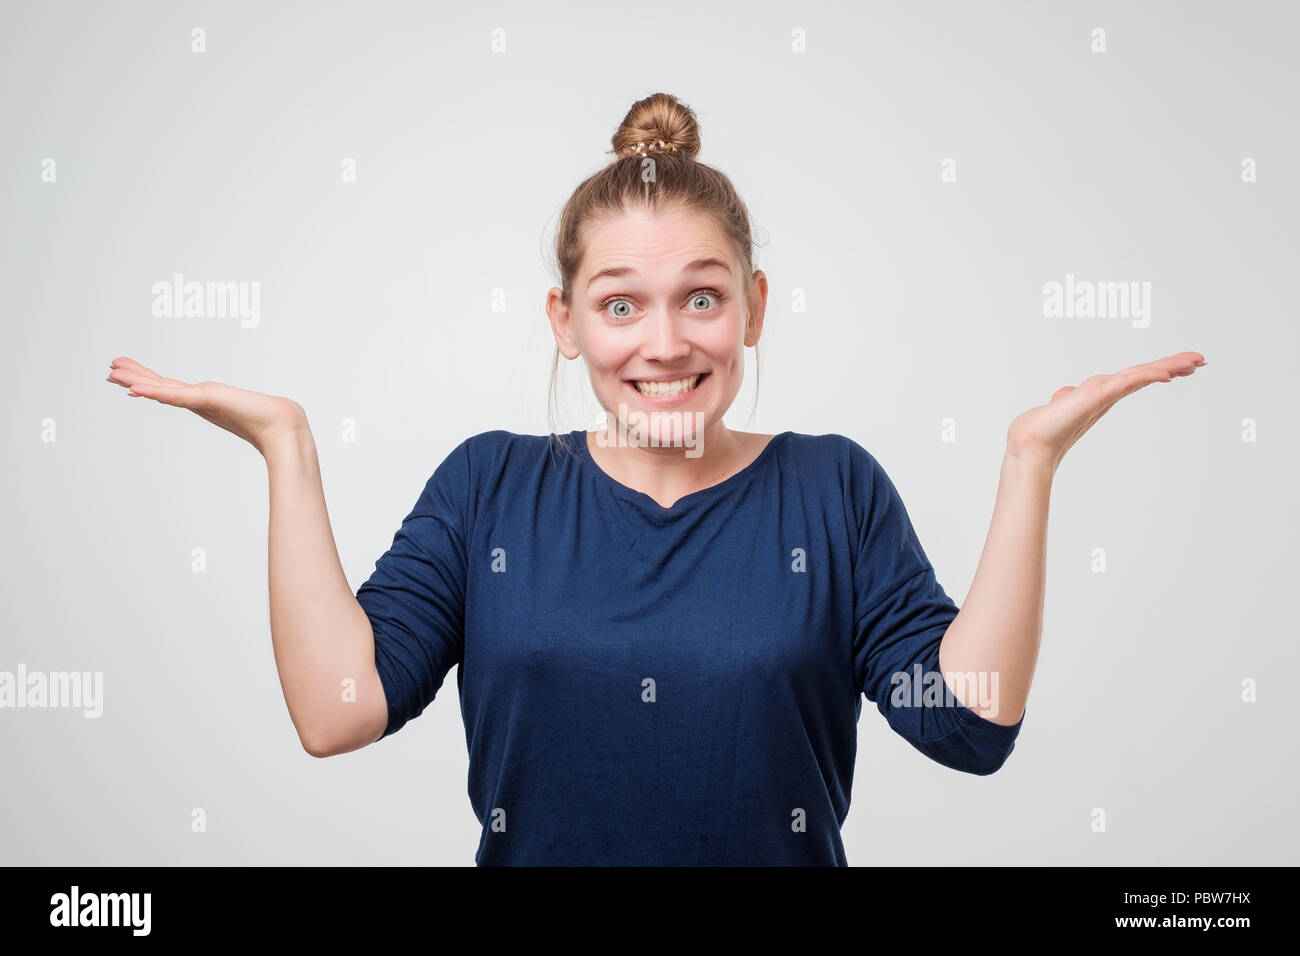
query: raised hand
105 356 309 456
1005 350 1207 474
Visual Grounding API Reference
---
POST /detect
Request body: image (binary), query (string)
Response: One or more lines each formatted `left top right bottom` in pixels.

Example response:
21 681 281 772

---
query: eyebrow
586 257 733 289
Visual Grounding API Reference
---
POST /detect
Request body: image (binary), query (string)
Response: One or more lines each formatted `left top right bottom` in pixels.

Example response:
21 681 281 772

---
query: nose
640 306 691 363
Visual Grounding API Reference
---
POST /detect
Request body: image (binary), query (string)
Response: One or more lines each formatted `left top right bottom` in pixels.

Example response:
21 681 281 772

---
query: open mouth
627 372 709 399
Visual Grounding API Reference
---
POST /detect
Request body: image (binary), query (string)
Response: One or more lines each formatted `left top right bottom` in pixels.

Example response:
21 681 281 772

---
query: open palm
1006 351 1207 473
106 356 307 455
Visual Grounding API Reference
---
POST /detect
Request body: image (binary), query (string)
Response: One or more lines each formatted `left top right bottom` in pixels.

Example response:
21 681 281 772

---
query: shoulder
415 430 557 523
773 431 883 482
773 432 904 531
435 428 553 460
439 429 572 486
457 428 553 462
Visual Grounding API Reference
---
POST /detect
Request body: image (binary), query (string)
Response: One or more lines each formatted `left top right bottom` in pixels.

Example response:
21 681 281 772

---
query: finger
1111 351 1206 379
108 366 189 389
124 380 208 410
1163 350 1206 369
109 356 166 380
1148 352 1204 377
108 357 188 387
1092 361 1199 419
1051 350 1204 410
108 367 155 389
1166 360 1203 378
1097 366 1172 405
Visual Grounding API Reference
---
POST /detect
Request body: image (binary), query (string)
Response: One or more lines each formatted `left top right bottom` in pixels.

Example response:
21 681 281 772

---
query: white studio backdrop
1 0 1296 865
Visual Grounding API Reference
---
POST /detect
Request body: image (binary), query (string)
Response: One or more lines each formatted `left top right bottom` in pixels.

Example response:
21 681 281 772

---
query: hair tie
628 138 678 158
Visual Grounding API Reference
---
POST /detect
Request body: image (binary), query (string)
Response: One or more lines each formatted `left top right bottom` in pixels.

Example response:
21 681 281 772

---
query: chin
600 404 713 448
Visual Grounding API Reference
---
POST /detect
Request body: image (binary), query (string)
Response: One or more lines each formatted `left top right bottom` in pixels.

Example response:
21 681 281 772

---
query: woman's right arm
107 357 388 757
264 427 390 757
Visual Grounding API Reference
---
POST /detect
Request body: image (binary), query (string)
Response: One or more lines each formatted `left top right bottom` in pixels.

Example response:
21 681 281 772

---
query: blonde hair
547 92 763 446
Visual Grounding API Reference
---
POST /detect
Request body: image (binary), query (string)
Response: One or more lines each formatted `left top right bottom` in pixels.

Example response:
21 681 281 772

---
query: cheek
701 332 746 376
574 327 621 373
706 316 747 358
702 333 737 358
581 342 633 391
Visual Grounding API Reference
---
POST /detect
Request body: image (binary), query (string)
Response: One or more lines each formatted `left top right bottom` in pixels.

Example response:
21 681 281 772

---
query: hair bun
610 92 701 161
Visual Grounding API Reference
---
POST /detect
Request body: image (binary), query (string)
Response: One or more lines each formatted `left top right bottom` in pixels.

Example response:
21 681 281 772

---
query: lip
625 372 709 406
625 373 710 383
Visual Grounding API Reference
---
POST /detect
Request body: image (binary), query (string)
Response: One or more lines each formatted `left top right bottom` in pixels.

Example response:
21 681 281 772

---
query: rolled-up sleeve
849 442 1023 775
356 439 470 739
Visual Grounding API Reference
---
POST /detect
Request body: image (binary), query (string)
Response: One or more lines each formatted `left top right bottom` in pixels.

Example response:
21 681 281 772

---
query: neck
587 419 745 508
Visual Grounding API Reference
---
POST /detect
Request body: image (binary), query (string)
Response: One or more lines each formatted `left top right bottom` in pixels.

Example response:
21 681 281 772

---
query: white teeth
633 374 702 397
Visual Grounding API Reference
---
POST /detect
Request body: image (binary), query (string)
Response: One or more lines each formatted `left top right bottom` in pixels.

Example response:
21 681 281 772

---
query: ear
546 288 582 360
743 270 768 348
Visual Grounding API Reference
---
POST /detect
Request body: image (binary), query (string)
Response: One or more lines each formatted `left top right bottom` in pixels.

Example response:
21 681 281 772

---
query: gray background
2 0 1295 865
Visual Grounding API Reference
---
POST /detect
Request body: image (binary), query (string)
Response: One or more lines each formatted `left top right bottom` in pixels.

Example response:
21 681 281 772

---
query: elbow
963 745 1016 776
955 729 1020 775
296 718 353 758
903 736 1019 776
294 671 390 758
948 705 1024 775
924 744 1016 776
299 716 386 758
899 717 1022 776
300 731 339 759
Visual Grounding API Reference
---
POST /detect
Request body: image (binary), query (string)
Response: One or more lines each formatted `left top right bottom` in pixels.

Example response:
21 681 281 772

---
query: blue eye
598 289 725 320
605 298 634 320
689 290 723 311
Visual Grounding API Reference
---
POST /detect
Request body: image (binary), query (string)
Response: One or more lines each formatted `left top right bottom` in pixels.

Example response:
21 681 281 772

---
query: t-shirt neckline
570 427 791 515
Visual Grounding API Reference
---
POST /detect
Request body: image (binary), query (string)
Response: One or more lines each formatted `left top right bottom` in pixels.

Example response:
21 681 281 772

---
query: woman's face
548 204 767 448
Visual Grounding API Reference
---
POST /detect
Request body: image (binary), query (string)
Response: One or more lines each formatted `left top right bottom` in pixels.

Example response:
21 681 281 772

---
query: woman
106 92 1205 865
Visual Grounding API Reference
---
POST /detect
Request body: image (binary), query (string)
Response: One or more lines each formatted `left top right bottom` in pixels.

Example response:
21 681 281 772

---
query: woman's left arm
938 350 1207 726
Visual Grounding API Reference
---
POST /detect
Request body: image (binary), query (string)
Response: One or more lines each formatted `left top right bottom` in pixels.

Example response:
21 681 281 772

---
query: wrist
262 417 317 468
1002 443 1058 482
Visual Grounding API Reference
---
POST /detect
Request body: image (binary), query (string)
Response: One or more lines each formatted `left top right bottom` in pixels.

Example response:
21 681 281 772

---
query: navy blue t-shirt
355 429 1024 865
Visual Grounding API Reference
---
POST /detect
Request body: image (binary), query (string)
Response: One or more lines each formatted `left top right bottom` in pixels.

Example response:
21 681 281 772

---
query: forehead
580 205 736 279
